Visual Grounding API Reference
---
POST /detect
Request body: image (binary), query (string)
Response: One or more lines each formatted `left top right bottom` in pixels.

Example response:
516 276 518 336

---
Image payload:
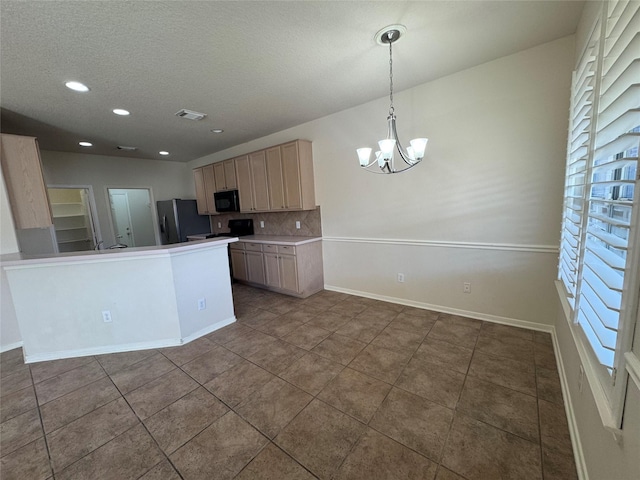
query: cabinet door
193 167 208 215
245 251 265 284
202 164 216 214
266 146 286 210
249 151 270 211
264 252 281 288
279 254 299 293
281 141 303 210
230 249 248 281
224 159 237 189
235 155 253 212
213 162 226 191
1 134 53 228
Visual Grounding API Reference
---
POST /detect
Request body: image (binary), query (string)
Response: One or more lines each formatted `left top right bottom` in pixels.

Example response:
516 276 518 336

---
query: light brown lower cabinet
230 240 323 298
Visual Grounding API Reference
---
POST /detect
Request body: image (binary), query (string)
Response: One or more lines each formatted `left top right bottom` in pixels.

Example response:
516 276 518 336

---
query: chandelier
356 25 428 174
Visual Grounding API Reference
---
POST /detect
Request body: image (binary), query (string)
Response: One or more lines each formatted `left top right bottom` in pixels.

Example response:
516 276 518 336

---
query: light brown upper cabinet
236 152 270 212
193 167 207 215
282 140 314 210
213 159 237 192
0 134 53 229
200 139 316 214
266 140 315 211
192 164 217 215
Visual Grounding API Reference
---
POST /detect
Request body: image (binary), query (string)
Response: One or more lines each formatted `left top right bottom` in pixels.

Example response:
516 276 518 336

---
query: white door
110 193 136 247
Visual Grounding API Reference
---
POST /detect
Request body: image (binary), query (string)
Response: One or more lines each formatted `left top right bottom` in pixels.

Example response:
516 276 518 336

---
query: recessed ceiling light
78 141 93 147
112 108 130 116
159 151 169 156
211 129 224 133
65 81 90 92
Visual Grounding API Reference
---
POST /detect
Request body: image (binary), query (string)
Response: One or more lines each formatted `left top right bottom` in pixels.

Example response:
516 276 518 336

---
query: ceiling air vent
117 145 137 151
175 109 207 121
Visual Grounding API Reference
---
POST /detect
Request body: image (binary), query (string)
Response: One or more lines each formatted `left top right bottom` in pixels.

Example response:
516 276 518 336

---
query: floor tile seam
109 363 179 397
450 409 544 449
25 365 54 478
0 409 44 460
35 375 119 419
390 376 462 413
95 350 159 377
0 384 37 424
464 349 538 399
365 421 448 470
105 371 190 479
470 345 538 368
52 421 144 477
0 364 30 380
434 464 473 480
157 344 218 370
126 380 201 422
29 356 98 386
231 392 314 442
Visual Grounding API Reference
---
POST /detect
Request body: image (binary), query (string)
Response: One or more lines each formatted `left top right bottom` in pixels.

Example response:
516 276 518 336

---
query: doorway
47 186 100 252
107 188 156 247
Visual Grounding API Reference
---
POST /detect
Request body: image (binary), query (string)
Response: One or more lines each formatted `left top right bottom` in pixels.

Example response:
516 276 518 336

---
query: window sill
554 280 623 440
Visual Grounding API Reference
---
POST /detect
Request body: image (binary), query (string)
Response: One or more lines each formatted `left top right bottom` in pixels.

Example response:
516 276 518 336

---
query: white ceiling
0 1 584 163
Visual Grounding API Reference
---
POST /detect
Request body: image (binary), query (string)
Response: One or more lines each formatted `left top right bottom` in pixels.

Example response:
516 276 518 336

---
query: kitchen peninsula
1 237 237 363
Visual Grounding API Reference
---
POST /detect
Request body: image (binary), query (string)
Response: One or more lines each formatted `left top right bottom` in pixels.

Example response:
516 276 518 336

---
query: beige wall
190 35 575 325
40 151 194 246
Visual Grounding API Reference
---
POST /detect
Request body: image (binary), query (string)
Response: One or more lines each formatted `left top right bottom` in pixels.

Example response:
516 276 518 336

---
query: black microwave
214 190 240 212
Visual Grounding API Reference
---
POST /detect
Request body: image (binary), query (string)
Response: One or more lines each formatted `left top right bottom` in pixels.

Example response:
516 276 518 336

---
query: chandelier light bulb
357 148 372 167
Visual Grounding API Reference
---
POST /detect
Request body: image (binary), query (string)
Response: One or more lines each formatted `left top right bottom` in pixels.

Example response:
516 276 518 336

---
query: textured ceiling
0 1 584 163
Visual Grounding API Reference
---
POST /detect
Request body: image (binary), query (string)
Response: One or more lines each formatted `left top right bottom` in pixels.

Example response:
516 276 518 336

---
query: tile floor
0 284 578 479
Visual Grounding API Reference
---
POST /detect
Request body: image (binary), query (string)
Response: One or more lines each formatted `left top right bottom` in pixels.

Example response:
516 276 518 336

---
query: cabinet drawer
229 242 245 250
277 245 296 255
245 242 263 252
263 244 278 253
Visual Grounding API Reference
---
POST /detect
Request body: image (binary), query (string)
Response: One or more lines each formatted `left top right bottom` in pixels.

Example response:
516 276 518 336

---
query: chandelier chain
388 35 394 115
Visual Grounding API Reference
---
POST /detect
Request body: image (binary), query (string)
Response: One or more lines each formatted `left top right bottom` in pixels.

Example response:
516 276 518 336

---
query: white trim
625 352 640 391
322 236 559 254
551 324 589 480
324 284 553 333
0 341 23 354
23 317 237 364
180 316 236 344
554 281 623 438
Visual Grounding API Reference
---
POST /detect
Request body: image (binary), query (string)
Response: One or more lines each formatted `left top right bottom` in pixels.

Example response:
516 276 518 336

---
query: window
558 0 639 426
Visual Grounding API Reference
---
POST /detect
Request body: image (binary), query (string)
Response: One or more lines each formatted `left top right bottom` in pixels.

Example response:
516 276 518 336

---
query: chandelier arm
389 115 416 166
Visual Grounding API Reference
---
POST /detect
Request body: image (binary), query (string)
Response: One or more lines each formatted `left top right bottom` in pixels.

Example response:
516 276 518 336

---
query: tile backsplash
210 206 322 237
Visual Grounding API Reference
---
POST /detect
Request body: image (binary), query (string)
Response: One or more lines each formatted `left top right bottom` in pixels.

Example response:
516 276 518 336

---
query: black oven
214 190 240 212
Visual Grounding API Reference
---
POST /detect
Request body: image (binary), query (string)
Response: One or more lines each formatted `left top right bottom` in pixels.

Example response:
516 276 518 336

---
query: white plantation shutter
559 25 599 306
559 0 639 420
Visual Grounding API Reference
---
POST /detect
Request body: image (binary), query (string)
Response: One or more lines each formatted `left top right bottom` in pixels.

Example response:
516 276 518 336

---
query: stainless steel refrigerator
157 199 211 244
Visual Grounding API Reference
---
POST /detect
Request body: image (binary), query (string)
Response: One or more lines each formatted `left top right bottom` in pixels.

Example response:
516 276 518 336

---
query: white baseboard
0 341 23 354
23 317 237 364
180 316 236 344
324 284 554 332
551 326 589 480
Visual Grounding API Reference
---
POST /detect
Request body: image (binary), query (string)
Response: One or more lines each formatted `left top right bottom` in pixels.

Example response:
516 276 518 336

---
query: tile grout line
26 364 56 480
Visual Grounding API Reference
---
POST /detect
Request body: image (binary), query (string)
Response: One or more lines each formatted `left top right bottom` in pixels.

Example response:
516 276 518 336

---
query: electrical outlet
295 221 301 229
260 221 265 228
197 298 206 311
102 310 112 323
463 282 471 293
397 273 405 283
217 222 222 228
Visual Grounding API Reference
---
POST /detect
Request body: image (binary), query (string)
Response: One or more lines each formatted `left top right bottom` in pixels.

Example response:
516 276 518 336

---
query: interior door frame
47 184 102 247
104 186 160 246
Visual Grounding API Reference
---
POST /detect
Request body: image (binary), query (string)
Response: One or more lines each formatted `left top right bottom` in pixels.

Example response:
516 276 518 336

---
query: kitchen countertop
1 236 238 266
234 235 322 246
